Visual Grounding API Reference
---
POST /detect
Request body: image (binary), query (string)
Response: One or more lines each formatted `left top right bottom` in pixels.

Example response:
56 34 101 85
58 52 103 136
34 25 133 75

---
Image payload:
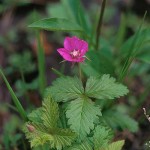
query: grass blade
36 31 46 96
0 68 27 121
119 11 147 81
115 13 127 48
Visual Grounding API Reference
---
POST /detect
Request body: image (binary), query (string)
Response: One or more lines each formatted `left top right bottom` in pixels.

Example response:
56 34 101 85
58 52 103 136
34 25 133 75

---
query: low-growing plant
0 0 150 149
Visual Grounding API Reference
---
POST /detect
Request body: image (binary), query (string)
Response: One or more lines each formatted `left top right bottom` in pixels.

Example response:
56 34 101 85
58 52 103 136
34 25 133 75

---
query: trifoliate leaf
93 125 112 150
42 96 59 128
66 96 102 140
103 110 139 132
101 140 125 150
85 75 129 100
45 77 84 102
24 123 76 150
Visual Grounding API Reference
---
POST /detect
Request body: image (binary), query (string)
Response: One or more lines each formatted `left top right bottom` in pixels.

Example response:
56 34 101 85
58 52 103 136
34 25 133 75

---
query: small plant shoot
0 0 149 149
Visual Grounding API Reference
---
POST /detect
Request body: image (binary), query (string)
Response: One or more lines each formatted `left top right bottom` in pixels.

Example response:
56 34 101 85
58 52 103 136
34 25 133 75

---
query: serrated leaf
51 128 76 150
24 123 76 150
45 77 84 102
29 18 83 32
66 96 102 140
28 108 43 123
85 75 129 100
42 96 59 128
103 110 139 132
93 126 112 150
68 141 92 150
24 97 76 150
102 140 125 150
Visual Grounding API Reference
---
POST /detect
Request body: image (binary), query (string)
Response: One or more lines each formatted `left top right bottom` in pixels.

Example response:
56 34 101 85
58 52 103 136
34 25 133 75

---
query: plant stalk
36 31 46 96
78 63 82 81
96 0 107 50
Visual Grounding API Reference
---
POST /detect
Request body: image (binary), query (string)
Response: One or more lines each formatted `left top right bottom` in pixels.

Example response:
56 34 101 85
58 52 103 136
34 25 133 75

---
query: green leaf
29 18 84 32
81 51 115 76
66 96 102 139
68 141 92 150
28 108 43 123
102 140 125 150
93 126 112 150
45 77 84 102
24 123 76 150
136 44 150 64
121 28 150 55
0 68 27 121
85 75 129 100
42 96 59 128
119 13 148 81
103 110 139 132
61 0 91 34
24 97 76 150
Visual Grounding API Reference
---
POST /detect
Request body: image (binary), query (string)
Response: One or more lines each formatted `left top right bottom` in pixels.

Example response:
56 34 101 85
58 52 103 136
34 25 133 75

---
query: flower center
70 49 80 58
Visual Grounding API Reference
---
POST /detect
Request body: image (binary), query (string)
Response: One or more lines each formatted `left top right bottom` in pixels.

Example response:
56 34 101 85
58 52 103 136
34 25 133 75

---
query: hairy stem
96 0 107 50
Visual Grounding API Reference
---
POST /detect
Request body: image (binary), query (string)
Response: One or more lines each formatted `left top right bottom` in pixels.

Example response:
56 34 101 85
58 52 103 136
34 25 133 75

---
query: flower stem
78 63 82 81
96 0 107 50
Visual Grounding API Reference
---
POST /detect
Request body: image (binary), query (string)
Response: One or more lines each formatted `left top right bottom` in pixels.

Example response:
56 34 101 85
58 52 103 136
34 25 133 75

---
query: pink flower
57 36 88 62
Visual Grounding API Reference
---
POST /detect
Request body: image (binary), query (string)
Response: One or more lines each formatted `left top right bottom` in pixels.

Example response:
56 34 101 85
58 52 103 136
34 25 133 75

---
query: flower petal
57 48 73 61
64 36 88 55
72 36 88 55
75 57 85 62
64 37 74 51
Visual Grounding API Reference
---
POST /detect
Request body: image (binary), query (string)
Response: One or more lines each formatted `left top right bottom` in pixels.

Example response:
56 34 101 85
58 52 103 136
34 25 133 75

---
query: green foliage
28 108 43 123
93 126 112 150
101 140 125 150
103 110 139 132
29 18 84 33
119 13 147 81
45 77 84 102
24 124 76 149
15 78 38 97
46 75 128 141
47 0 91 35
7 51 36 74
0 68 27 121
66 96 101 139
36 31 46 96
85 75 129 100
1 114 22 150
121 29 150 56
61 0 91 34
68 141 92 150
120 28 150 73
47 75 128 102
81 51 115 76
24 96 76 149
42 97 59 128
